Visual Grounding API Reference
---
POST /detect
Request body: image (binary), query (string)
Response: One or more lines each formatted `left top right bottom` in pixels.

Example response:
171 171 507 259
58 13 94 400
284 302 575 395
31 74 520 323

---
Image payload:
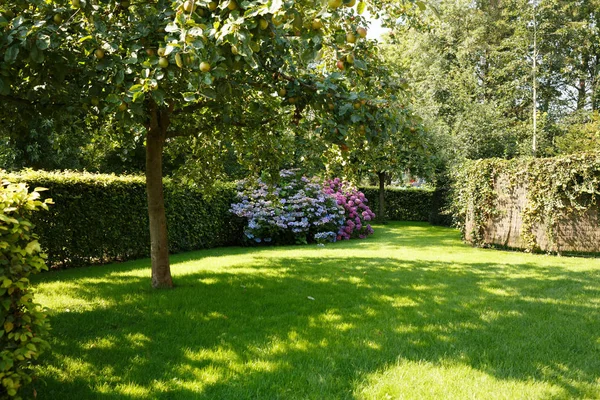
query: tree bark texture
146 102 173 289
378 171 386 223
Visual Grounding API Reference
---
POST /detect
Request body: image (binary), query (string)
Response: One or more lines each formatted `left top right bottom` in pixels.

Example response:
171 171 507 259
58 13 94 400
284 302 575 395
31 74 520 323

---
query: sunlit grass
29 222 600 399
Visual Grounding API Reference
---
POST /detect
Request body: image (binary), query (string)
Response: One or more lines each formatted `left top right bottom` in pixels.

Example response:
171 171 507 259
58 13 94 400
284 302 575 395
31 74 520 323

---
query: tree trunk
577 79 587 110
146 102 173 289
378 171 386 223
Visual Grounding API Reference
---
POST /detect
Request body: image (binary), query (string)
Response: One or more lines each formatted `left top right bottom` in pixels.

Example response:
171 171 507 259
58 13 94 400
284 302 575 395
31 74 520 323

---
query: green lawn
29 222 600 399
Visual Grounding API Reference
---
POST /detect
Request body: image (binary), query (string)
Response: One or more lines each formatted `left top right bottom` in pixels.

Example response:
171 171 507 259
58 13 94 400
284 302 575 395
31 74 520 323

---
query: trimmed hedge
2 171 243 268
360 187 437 222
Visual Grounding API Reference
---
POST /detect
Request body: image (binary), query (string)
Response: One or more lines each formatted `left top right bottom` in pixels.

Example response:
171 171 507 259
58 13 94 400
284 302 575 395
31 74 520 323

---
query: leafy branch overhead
1 0 420 148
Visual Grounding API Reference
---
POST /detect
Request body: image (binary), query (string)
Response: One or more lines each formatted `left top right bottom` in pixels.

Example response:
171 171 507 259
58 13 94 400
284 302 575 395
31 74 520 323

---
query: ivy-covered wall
452 152 600 253
2 171 244 268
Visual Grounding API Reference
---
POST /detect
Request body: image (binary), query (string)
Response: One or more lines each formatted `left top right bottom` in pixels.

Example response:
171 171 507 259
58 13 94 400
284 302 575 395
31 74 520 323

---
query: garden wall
464 174 600 252
456 153 600 253
2 171 244 268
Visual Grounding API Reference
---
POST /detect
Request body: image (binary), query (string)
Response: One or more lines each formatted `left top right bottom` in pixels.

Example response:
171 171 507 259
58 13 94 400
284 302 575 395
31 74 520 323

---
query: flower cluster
323 178 376 240
230 170 345 245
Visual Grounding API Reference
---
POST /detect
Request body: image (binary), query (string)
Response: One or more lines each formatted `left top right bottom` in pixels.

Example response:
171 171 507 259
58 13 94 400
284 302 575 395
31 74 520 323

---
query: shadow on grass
30 226 600 399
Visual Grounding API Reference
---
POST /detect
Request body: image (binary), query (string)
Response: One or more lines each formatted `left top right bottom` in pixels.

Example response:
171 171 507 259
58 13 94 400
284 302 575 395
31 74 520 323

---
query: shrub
359 186 434 222
2 171 244 269
0 181 51 399
231 170 345 245
324 179 375 240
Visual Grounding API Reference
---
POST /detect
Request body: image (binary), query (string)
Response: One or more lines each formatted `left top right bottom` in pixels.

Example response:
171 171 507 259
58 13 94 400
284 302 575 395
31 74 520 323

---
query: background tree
382 0 600 164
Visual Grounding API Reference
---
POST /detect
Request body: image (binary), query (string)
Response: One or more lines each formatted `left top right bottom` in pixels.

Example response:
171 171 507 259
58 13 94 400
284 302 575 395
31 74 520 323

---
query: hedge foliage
360 187 436 222
451 152 600 251
1 171 243 268
1 182 51 399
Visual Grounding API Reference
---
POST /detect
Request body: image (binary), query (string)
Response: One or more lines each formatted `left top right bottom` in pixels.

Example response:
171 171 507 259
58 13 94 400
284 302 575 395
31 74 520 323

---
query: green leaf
151 89 165 105
29 45 45 63
4 45 19 63
183 92 197 102
36 34 51 50
78 35 93 43
106 94 121 104
416 1 427 11
132 91 145 103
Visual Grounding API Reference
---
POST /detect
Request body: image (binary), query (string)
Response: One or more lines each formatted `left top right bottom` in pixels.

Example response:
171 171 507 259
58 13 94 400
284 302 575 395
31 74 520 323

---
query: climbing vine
451 152 600 252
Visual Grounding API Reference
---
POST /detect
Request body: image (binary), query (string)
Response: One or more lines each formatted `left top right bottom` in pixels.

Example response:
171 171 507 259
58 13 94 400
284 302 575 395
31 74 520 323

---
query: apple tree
0 0 422 288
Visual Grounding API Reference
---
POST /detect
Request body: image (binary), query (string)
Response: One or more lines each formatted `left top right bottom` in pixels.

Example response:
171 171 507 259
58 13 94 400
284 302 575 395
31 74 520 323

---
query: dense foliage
451 152 600 251
0 182 51 399
361 186 434 222
384 0 600 164
2 171 243 268
231 171 375 245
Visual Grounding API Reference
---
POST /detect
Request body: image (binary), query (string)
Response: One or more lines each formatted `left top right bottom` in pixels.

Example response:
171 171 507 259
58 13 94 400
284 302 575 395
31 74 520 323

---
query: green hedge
360 187 438 222
2 171 244 268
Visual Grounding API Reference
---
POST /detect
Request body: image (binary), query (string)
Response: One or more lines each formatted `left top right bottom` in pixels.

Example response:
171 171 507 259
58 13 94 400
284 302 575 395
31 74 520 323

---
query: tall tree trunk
577 79 587 110
146 102 173 289
378 171 386 223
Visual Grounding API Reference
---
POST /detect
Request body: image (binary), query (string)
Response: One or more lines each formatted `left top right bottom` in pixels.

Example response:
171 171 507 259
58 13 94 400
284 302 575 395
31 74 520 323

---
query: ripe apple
278 88 287 97
53 14 63 24
227 0 237 10
183 0 196 12
259 18 269 30
157 47 166 57
208 1 218 11
357 27 367 38
200 61 211 72
146 48 156 56
94 49 105 59
231 45 239 55
118 102 128 111
312 19 323 30
344 0 356 6
71 0 81 7
346 54 355 63
336 60 345 70
158 57 169 68
354 102 361 110
346 32 356 44
328 0 343 8
288 97 297 104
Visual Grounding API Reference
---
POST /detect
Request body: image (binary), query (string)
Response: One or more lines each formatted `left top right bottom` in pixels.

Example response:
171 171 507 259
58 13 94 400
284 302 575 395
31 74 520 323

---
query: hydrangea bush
324 178 375 240
231 171 375 245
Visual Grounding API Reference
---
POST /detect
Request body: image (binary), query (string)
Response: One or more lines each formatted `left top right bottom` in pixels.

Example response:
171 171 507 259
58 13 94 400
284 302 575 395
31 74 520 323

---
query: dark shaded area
28 225 600 399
